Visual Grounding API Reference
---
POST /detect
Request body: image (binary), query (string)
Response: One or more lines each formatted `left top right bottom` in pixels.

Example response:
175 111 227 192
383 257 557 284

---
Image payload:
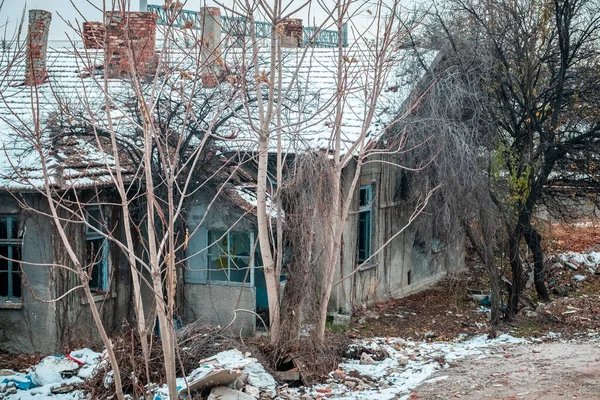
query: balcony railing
147 4 348 48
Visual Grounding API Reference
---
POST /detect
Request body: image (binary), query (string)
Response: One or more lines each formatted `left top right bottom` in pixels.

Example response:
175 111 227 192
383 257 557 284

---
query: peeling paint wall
332 157 465 314
0 192 133 354
0 194 58 353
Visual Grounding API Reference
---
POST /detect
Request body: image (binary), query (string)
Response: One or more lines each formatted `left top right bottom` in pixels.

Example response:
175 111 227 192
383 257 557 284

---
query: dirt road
412 339 600 399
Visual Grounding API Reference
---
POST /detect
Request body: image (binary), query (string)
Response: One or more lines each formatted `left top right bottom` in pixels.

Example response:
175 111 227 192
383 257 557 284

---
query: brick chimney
82 22 105 50
280 18 303 48
25 10 52 86
104 11 157 78
199 7 222 88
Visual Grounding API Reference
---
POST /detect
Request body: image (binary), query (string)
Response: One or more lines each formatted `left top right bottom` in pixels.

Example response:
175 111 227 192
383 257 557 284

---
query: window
207 230 254 284
357 185 373 263
0 215 21 298
85 207 109 292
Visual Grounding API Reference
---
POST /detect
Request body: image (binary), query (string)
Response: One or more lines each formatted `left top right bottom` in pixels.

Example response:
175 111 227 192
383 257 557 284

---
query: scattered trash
0 374 35 390
565 262 578 270
179 369 243 395
207 386 254 400
360 352 376 365
572 275 586 281
467 289 489 302
50 383 77 394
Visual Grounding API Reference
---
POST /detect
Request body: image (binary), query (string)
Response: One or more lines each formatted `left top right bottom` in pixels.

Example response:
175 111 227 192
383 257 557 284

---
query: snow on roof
216 45 436 154
0 45 129 190
0 41 436 191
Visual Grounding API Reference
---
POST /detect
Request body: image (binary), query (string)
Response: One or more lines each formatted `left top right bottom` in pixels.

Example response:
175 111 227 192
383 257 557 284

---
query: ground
413 339 600 399
349 222 600 342
1 222 599 399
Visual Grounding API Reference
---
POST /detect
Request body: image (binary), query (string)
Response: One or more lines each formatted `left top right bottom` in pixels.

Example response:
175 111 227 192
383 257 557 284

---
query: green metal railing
147 4 348 48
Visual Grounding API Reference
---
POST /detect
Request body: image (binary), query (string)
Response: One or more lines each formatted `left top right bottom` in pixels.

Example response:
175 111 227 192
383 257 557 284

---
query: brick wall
104 11 157 78
199 7 222 88
83 22 105 50
25 10 52 86
281 18 303 48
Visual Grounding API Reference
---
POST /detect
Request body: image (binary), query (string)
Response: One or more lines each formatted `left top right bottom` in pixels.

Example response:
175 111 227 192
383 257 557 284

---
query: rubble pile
279 334 527 400
544 251 600 298
0 349 101 399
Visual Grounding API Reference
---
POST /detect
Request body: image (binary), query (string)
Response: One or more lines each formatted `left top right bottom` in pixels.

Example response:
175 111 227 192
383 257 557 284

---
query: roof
0 46 130 190
0 40 436 191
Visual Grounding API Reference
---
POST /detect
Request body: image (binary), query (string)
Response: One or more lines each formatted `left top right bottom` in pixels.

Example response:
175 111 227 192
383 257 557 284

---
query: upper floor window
0 215 21 298
358 185 373 263
207 230 254 284
85 207 109 292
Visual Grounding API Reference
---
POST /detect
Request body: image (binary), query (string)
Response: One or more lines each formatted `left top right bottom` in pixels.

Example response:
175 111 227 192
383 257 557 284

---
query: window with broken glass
85 207 109 292
357 185 373 263
0 215 21 298
207 230 254 284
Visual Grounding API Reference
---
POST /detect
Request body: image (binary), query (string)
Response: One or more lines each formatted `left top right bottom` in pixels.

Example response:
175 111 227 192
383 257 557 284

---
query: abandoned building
0 3 464 354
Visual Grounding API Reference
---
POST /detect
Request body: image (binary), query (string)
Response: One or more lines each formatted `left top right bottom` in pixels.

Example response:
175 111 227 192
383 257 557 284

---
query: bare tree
414 0 600 317
228 0 436 346
0 1 244 397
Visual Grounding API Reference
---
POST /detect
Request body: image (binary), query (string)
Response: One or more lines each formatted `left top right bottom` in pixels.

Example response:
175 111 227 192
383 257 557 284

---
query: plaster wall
0 194 58 354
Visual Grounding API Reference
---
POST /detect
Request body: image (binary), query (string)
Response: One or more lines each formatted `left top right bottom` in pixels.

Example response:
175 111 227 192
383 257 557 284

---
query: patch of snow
294 334 527 400
29 358 79 387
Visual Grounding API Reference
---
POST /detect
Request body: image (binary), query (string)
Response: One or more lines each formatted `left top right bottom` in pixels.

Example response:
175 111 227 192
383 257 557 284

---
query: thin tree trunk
524 225 550 301
257 136 281 344
142 120 178 399
314 167 342 342
463 221 501 325
507 230 523 317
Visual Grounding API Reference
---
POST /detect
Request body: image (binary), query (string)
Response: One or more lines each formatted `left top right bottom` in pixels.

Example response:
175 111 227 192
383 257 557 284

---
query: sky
0 0 423 42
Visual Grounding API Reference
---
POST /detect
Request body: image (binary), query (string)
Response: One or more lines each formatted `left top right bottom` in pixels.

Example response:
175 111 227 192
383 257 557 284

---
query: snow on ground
280 334 528 400
556 251 600 270
1 349 101 400
1 335 532 400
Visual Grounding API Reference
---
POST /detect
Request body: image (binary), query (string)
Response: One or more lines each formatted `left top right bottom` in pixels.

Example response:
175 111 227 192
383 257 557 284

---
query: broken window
85 207 108 292
0 215 21 298
358 185 373 263
207 230 254 284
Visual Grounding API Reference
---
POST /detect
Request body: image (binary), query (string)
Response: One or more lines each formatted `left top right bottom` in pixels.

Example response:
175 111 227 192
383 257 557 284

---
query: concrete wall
0 194 59 354
182 190 257 336
60 204 132 349
0 192 134 354
183 283 256 336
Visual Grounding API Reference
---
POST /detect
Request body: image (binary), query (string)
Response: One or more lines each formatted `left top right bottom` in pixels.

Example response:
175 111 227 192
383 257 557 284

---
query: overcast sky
0 0 422 42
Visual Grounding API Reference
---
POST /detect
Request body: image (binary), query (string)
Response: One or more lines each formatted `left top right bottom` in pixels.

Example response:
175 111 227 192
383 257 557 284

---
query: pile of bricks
104 12 157 78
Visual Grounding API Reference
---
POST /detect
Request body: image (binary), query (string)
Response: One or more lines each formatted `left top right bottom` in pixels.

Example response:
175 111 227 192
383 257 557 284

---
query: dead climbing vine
274 151 337 358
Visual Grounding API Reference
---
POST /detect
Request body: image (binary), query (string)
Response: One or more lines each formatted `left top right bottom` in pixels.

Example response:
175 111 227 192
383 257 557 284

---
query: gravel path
412 339 600 399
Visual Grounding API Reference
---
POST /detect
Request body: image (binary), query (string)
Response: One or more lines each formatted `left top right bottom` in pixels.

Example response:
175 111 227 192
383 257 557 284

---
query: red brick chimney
25 10 52 86
82 22 105 50
281 18 303 48
199 7 222 88
104 11 157 78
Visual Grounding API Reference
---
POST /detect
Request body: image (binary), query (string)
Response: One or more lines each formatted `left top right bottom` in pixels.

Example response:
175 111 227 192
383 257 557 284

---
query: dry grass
542 221 600 253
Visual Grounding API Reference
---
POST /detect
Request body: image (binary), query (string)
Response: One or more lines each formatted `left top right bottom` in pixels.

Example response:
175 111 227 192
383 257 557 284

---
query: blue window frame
357 185 373 263
0 215 21 298
207 230 255 285
85 207 109 292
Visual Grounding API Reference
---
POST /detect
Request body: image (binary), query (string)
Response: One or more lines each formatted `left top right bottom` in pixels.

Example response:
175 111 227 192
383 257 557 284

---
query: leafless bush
277 152 336 353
